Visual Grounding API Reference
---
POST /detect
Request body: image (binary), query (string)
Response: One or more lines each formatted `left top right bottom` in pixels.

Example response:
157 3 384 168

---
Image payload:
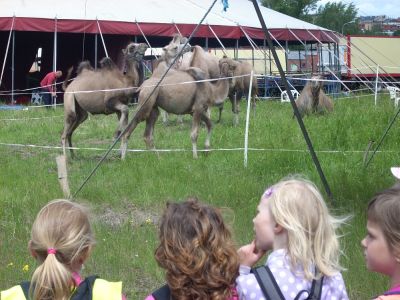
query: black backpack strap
152 284 171 300
71 275 98 300
251 265 285 300
308 274 324 300
20 281 30 299
294 270 324 300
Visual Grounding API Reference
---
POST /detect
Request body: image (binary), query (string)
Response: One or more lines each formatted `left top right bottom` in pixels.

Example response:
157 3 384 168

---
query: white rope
96 18 109 58
0 74 251 97
0 115 63 121
0 142 396 155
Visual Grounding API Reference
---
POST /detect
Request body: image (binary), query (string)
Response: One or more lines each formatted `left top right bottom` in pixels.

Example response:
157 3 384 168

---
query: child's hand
237 240 266 267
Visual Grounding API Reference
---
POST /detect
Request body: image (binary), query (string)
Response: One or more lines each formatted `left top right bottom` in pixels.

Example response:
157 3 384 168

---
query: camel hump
190 45 205 67
76 61 94 75
186 67 205 82
62 66 74 91
99 57 117 70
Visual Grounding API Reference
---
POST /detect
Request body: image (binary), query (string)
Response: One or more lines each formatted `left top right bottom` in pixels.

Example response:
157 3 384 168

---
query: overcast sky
317 0 400 18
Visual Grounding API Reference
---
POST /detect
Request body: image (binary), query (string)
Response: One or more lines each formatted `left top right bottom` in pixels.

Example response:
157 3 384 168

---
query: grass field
1 94 399 299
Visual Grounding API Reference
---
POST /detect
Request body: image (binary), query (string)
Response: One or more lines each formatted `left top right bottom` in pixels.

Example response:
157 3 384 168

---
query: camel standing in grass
61 43 148 156
158 35 221 124
120 55 236 159
295 76 334 118
218 57 258 125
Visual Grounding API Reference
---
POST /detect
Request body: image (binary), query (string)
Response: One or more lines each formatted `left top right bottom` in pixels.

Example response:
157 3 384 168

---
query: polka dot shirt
236 249 349 300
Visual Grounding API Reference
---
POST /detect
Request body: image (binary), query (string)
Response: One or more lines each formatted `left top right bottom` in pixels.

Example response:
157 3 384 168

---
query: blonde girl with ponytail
1 199 125 300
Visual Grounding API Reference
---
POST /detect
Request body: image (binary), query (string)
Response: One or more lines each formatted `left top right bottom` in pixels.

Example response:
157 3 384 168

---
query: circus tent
0 0 338 94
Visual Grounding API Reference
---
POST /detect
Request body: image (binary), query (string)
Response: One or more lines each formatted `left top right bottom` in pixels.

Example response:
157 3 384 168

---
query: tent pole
135 20 158 59
0 16 15 90
53 17 58 108
251 0 334 202
11 30 15 104
235 39 239 59
208 25 227 56
94 34 98 70
285 40 288 74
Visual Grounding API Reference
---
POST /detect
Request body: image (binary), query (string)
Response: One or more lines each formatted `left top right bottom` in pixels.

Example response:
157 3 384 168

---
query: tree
313 2 360 34
261 0 318 20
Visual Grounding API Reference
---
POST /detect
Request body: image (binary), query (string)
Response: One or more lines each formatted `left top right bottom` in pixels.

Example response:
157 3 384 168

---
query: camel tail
62 66 74 91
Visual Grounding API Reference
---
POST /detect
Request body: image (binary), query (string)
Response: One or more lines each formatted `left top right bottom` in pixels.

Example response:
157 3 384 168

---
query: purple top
374 284 400 299
236 249 349 300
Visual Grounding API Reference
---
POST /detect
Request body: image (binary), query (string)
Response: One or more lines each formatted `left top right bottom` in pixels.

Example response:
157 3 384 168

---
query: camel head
122 43 148 62
162 34 191 65
309 75 323 96
219 57 239 88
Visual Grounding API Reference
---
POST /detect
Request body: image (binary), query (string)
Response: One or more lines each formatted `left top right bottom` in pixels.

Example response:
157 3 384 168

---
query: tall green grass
1 95 399 299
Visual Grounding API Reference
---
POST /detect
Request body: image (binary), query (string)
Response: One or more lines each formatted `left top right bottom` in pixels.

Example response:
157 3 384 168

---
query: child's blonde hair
29 199 95 300
367 185 400 254
265 176 345 280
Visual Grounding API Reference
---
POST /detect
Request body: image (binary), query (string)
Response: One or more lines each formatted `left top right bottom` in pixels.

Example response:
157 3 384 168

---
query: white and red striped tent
0 0 337 92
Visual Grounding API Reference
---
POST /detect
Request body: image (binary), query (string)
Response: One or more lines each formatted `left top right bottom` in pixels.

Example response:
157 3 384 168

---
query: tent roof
0 0 337 42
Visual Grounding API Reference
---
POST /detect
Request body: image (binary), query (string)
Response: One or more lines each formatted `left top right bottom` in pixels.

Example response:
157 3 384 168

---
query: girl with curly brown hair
145 198 239 300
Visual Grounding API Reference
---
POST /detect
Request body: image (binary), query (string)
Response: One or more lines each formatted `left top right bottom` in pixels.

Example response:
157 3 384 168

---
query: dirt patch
96 200 160 230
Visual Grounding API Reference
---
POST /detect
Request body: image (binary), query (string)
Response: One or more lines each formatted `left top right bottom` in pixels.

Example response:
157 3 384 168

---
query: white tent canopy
0 0 335 42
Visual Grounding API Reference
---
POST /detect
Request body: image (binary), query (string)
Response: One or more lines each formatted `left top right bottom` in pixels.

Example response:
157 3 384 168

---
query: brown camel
120 57 235 159
61 42 148 156
158 35 221 124
295 76 334 118
218 57 258 125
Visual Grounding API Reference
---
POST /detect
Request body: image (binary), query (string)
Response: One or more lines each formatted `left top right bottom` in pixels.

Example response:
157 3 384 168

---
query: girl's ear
274 223 284 234
80 246 93 264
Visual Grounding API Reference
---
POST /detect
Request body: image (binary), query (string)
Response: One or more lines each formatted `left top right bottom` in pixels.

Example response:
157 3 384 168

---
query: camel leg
206 107 211 119
114 111 122 139
176 115 184 125
61 113 76 157
120 93 157 159
230 93 239 126
200 112 213 154
113 104 129 139
161 110 169 125
62 108 88 158
217 105 223 123
143 107 159 150
190 111 202 159
68 109 88 157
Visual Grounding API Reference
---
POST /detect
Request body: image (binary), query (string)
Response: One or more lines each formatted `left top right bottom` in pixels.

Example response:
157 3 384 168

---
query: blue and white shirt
236 249 349 300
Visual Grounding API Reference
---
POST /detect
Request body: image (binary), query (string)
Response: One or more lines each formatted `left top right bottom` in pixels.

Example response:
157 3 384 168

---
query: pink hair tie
47 248 57 255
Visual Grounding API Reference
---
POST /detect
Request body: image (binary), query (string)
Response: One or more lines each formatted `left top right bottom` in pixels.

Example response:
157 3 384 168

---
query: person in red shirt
40 70 62 107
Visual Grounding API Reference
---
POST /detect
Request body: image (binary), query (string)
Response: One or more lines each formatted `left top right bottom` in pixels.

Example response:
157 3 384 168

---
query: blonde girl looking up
236 177 349 300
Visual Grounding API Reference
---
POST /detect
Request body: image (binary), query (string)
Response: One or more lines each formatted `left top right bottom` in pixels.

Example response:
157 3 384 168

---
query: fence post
244 71 254 168
374 65 379 106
